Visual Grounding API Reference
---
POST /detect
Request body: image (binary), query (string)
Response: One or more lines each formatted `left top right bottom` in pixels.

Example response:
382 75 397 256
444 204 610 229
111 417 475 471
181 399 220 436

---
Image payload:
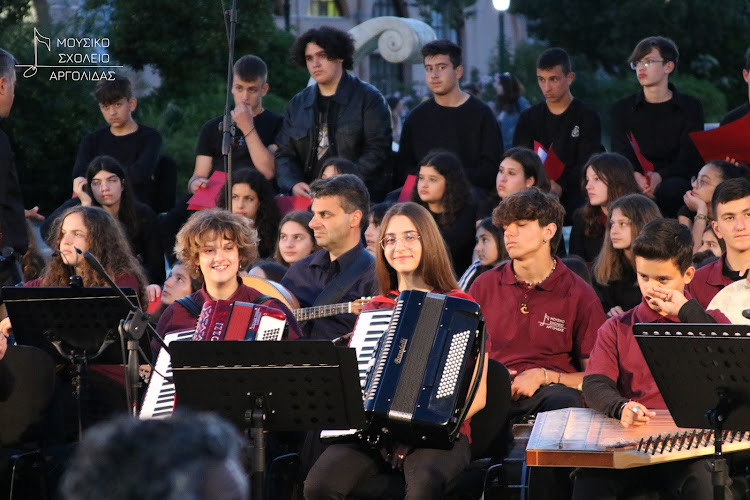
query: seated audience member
72 74 162 205
695 226 724 259
364 201 392 255
677 160 750 252
719 46 750 126
593 194 662 317
217 168 281 260
575 218 729 499
60 411 248 500
469 188 605 498
248 260 288 282
146 262 203 325
495 146 550 202
412 150 490 276
495 72 530 152
275 26 391 201
273 211 318 267
569 152 641 263
458 217 505 291
281 175 375 341
155 209 301 339
610 36 704 218
685 178 750 307
44 156 164 284
319 157 359 180
190 55 281 187
304 202 487 499
1 206 148 426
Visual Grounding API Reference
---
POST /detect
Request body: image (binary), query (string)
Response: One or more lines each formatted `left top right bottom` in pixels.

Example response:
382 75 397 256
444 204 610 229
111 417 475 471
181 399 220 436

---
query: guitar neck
294 302 351 322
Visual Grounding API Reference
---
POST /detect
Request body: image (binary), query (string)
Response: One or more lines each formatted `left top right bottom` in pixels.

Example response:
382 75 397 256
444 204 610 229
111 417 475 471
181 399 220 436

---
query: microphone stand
80 250 171 417
221 0 238 211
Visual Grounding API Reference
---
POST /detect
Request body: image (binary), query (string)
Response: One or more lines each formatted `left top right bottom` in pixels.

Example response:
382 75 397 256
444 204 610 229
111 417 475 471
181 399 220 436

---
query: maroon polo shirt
155 279 302 343
469 259 605 375
586 298 729 411
684 253 735 309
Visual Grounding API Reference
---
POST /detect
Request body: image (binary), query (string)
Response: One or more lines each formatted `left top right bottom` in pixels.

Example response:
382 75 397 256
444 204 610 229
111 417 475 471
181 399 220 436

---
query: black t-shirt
720 102 750 126
195 110 283 174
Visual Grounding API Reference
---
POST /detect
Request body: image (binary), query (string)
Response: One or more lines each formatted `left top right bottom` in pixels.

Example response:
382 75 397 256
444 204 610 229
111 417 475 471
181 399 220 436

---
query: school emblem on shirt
539 313 566 332
571 125 580 138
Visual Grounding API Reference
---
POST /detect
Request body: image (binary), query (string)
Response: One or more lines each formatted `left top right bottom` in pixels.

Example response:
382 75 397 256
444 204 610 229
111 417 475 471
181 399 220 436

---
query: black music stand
3 286 141 438
169 340 366 500
634 322 750 500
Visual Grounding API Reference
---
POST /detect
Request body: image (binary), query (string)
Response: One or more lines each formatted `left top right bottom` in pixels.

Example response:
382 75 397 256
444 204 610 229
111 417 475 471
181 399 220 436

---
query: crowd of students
1 23 750 500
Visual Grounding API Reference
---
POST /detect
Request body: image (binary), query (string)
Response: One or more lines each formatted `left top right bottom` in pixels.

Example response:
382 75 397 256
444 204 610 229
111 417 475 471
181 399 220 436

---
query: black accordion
362 290 485 449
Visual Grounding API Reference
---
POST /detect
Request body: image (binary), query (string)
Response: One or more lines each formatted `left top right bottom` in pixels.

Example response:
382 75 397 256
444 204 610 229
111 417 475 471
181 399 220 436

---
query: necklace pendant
520 303 529 315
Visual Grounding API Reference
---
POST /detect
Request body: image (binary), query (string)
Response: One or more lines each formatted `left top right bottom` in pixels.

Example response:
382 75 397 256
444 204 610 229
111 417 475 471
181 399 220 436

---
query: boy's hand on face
645 285 688 316
231 102 255 136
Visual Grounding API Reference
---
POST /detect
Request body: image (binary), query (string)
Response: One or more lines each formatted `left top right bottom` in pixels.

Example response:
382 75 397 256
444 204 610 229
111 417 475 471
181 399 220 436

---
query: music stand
169 340 365 500
634 322 750 500
4 286 142 438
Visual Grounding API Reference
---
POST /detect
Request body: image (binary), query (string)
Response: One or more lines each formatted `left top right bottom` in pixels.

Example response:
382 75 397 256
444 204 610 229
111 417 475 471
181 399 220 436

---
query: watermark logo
16 27 122 81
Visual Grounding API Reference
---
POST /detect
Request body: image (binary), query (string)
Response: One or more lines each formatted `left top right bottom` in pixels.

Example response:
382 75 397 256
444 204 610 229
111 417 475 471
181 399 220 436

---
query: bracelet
243 126 255 139
542 367 549 386
694 214 709 223
618 401 630 418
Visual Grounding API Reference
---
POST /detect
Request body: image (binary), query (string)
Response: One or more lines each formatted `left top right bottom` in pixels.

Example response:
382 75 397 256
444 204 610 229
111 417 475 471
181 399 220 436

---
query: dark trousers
655 176 691 219
303 435 471 499
572 458 716 500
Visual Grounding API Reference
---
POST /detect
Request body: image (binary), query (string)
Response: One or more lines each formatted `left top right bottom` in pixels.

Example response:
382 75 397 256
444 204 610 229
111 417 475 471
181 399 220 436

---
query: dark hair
421 39 462 69
493 187 565 249
745 46 750 71
291 26 354 70
593 194 662 285
0 48 16 80
217 169 280 259
61 411 246 500
370 201 392 227
320 157 359 178
496 72 525 112
233 54 268 83
250 260 288 283
580 152 640 238
628 36 679 67
703 225 726 254
562 255 593 286
537 47 572 74
43 206 148 304
94 74 133 105
632 218 693 273
411 150 471 228
85 155 140 237
693 250 720 268
502 146 551 192
310 174 370 228
477 217 505 264
712 178 750 215
375 202 458 295
705 159 750 184
273 210 318 265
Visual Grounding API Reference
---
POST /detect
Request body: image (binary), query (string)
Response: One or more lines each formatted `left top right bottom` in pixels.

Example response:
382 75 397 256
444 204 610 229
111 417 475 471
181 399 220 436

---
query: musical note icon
22 28 51 78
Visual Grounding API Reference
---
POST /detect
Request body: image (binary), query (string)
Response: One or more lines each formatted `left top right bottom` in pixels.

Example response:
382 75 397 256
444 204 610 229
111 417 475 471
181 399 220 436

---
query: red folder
689 112 750 164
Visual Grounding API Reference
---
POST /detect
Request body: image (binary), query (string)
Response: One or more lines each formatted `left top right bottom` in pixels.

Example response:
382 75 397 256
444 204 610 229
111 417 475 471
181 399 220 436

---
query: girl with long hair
495 146 551 201
42 155 164 284
411 150 489 276
592 194 662 317
569 152 641 263
458 217 505 291
217 168 281 260
305 202 488 499
272 210 318 266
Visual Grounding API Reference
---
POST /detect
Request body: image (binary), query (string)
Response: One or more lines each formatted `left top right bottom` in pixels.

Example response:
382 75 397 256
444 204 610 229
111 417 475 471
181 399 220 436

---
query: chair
0 345 57 500
348 359 513 499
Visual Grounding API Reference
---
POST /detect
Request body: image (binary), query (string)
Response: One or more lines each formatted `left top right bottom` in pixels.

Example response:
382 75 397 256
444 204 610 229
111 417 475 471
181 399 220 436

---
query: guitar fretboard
293 302 351 322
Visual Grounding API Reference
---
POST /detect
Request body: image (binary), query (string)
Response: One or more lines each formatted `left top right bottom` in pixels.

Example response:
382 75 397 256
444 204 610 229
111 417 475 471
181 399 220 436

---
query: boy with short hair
513 48 602 224
189 55 282 191
575 218 727 499
685 178 750 307
610 36 704 218
72 74 162 204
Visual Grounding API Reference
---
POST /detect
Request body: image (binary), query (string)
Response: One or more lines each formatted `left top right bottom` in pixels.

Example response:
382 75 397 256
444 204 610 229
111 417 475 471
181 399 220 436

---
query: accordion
362 290 485 449
140 300 286 419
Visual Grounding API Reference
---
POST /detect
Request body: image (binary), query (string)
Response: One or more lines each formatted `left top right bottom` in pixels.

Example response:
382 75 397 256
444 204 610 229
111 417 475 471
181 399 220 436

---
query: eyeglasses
380 232 421 250
691 176 714 188
630 59 665 70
